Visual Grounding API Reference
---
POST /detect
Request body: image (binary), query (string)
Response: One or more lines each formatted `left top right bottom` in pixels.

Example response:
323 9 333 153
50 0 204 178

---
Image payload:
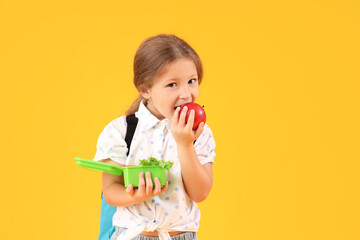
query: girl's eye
167 83 176 88
188 78 197 84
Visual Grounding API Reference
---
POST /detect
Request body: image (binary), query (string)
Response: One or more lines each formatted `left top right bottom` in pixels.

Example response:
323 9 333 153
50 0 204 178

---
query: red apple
179 103 206 130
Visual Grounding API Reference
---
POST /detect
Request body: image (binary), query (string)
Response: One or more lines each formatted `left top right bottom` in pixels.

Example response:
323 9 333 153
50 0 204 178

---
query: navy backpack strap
125 114 138 156
98 114 138 240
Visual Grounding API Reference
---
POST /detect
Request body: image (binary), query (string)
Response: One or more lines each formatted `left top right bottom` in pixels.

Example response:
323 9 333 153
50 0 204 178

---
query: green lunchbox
75 157 166 187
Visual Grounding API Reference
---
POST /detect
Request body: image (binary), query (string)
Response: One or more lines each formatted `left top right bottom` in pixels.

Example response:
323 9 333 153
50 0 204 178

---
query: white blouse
93 101 216 240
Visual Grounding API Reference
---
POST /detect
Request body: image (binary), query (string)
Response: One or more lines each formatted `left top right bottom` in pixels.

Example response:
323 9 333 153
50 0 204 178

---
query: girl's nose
180 86 191 100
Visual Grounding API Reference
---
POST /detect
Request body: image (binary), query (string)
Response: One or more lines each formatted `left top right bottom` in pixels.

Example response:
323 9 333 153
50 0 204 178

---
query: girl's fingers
153 177 161 195
171 107 181 125
179 106 187 126
159 181 169 194
194 122 205 138
137 172 145 194
185 109 195 130
145 171 153 195
126 184 134 196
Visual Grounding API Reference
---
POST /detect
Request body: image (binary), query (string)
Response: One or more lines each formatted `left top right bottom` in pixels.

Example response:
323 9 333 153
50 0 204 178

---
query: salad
138 157 174 171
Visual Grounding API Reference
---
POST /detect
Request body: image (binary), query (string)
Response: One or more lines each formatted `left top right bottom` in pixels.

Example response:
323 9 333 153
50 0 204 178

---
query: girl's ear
139 87 150 100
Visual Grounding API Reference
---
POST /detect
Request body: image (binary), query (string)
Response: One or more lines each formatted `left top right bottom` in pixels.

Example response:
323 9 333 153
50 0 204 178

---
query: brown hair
126 34 203 115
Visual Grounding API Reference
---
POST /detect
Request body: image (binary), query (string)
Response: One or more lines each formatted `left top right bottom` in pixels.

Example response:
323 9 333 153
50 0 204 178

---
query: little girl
93 34 216 240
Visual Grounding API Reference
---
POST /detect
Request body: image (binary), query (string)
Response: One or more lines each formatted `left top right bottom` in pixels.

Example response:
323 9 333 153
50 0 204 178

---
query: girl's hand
171 106 205 147
125 171 168 204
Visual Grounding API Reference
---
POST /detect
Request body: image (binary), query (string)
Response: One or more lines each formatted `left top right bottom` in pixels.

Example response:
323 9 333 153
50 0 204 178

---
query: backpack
98 114 138 240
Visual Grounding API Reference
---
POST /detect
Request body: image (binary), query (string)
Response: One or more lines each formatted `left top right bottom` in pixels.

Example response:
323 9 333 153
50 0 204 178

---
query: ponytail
126 95 145 115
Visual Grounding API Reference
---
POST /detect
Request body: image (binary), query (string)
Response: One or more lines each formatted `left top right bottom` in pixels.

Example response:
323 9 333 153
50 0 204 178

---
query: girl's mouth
173 102 191 110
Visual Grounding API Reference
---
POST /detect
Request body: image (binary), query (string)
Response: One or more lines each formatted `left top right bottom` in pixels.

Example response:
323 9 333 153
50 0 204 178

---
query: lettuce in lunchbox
138 157 174 171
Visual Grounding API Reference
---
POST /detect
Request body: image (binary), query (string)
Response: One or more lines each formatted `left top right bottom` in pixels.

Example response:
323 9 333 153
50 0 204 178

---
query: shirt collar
135 100 171 129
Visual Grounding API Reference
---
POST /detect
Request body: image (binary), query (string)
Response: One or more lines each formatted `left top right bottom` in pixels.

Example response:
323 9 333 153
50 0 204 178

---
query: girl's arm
177 144 213 202
171 107 214 202
100 159 168 207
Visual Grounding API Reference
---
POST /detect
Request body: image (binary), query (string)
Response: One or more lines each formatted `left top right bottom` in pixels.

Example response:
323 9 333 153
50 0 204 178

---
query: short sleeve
93 116 128 165
194 124 216 165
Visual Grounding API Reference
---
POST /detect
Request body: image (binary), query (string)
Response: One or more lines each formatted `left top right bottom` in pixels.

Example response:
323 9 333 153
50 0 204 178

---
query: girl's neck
144 100 166 121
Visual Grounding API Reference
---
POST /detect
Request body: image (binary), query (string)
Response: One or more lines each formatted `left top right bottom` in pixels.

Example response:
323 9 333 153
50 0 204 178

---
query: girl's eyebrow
166 74 198 81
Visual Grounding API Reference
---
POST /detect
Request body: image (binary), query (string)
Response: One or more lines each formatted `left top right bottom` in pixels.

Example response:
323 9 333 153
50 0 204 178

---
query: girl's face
140 58 199 120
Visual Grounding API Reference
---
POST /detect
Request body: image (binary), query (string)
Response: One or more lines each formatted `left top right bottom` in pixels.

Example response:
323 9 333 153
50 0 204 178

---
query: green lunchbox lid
74 157 123 176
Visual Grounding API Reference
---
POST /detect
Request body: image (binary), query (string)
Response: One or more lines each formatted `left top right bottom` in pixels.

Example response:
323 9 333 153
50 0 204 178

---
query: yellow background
1 0 359 239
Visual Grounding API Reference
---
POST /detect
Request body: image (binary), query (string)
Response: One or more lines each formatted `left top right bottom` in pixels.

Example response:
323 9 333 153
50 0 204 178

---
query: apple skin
179 103 206 130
